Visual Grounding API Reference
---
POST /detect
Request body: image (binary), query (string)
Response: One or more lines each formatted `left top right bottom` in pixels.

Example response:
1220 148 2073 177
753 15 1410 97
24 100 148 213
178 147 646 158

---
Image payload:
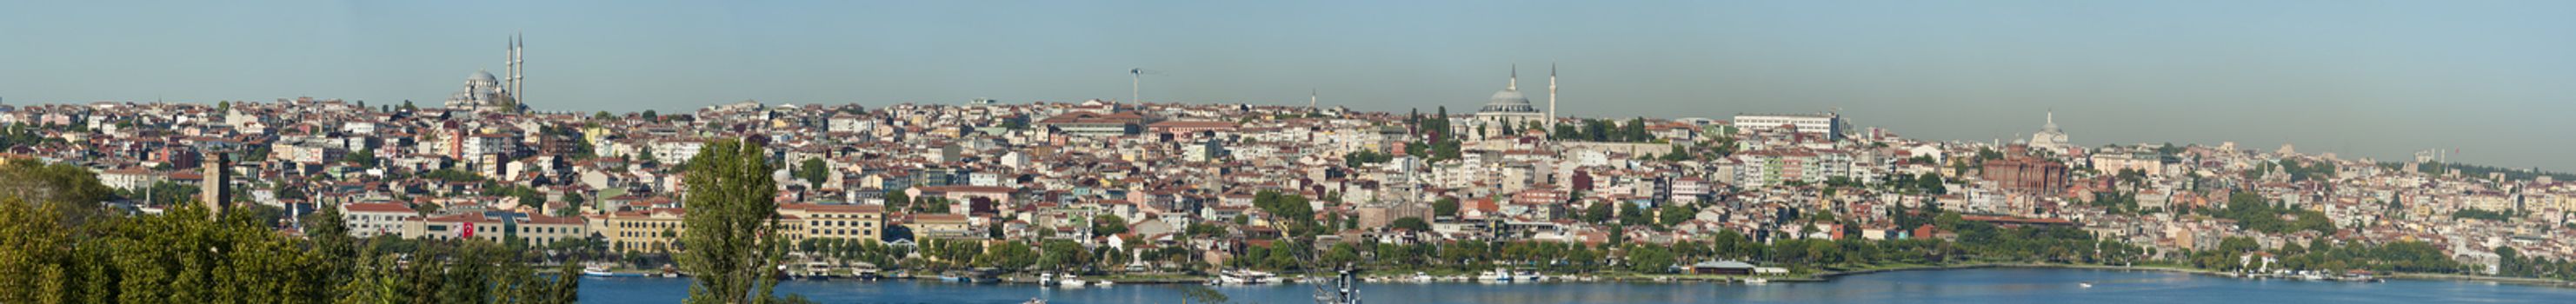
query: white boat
1059 274 1088 287
1477 268 1513 282
1411 272 1434 283
2079 281 2094 288
1744 277 1769 285
1513 270 1546 282
582 266 621 277
1217 270 1278 285
1041 273 1059 287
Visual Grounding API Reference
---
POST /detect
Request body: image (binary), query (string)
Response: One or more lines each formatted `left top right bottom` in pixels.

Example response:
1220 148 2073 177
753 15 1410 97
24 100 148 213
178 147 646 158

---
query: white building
2029 111 2070 153
1732 113 1845 142
650 139 707 163
340 202 417 238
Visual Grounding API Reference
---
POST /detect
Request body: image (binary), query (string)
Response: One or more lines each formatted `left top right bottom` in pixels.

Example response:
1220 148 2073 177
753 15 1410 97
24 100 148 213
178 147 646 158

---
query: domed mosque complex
444 35 527 113
1467 65 1555 139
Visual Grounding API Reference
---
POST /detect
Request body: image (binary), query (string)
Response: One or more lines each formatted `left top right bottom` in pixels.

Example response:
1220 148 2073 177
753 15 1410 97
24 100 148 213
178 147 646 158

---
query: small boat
582 266 619 277
1478 268 1513 283
1021 297 1048 304
2079 281 2094 288
1412 272 1434 283
1059 274 1088 287
1744 277 1769 285
1513 270 1546 282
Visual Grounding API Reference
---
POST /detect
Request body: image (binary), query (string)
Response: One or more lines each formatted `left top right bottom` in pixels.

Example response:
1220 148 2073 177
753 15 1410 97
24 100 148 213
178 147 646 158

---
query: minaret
201 151 230 219
1508 64 1518 91
1309 89 1318 111
504 36 515 100
1548 63 1558 133
509 34 524 109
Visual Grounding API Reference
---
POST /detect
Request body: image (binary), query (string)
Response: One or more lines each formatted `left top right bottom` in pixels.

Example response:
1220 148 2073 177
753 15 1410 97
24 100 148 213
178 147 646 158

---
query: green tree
795 157 830 187
1657 205 1695 227
1092 215 1129 235
1583 202 1614 223
343 149 378 169
1389 217 1432 232
1432 197 1460 218
677 138 793 304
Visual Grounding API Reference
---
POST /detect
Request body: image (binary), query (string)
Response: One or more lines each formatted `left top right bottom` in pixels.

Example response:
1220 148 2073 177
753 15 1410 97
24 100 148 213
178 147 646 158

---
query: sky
3 1 2573 172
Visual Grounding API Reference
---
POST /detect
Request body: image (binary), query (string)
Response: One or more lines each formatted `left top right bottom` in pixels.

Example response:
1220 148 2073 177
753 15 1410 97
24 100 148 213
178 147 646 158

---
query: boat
1512 269 1546 282
1217 270 1279 285
582 266 620 277
1411 272 1434 283
1477 268 1513 283
2079 281 2094 288
1059 274 1088 287
1744 277 1769 285
1020 297 1048 304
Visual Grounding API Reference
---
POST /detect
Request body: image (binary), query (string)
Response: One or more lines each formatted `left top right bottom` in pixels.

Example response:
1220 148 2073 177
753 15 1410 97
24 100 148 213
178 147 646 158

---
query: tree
400 100 416 112
795 157 830 187
1583 202 1614 223
0 159 116 223
1176 285 1232 304
677 138 793 304
1617 202 1650 227
881 190 909 210
1389 217 1432 232
1433 197 1460 218
643 109 660 121
343 149 378 169
1657 205 1695 227
1092 214 1129 235
977 241 1040 270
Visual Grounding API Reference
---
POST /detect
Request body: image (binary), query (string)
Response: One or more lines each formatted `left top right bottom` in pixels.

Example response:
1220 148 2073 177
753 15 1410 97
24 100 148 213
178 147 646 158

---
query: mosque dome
1481 88 1535 113
469 69 500 83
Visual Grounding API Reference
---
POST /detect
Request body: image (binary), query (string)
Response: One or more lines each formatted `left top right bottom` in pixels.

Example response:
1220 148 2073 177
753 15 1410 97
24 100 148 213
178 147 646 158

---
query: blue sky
3 1 2572 171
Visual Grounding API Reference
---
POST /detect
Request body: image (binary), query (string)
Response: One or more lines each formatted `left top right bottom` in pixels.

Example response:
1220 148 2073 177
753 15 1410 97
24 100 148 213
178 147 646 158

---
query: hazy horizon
3 1 2570 172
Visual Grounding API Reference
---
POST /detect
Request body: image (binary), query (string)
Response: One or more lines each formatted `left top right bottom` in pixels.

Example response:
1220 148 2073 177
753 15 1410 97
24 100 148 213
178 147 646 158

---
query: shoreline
607 264 2576 288
1808 262 2576 288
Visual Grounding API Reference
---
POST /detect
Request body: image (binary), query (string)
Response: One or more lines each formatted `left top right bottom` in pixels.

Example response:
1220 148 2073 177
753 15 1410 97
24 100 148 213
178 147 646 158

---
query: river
578 268 2576 303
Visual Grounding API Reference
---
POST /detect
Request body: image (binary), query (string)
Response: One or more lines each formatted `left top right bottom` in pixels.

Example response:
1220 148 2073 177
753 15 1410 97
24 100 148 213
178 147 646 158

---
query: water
580 268 2576 303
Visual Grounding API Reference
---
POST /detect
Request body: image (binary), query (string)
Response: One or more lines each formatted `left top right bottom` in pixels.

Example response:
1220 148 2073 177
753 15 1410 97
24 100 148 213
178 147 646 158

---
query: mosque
2028 111 2069 153
1465 65 1554 139
445 35 526 113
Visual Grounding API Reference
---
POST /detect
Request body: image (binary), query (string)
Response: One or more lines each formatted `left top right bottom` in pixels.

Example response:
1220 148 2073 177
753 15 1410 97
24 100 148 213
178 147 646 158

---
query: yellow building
600 208 688 253
781 203 887 243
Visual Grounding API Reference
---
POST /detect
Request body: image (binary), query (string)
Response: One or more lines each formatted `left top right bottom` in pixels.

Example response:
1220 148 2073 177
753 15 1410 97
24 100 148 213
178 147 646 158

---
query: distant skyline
3 1 2572 172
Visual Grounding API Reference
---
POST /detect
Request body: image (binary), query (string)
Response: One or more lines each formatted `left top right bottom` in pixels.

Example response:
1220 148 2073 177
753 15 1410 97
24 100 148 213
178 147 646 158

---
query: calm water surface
580 268 2576 303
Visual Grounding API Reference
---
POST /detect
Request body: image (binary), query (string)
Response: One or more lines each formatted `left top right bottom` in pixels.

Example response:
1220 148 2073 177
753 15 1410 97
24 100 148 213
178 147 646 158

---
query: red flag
460 222 476 239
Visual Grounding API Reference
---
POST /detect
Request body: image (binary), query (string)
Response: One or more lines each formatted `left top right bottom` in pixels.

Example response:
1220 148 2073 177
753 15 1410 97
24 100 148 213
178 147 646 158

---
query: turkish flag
461 222 476 239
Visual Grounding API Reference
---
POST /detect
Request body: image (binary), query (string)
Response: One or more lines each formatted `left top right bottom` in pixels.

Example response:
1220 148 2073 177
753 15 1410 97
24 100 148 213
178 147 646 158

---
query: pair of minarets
504 34 523 104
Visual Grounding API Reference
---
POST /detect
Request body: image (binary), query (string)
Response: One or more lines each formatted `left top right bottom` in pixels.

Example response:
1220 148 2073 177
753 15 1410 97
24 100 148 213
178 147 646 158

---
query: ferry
581 266 632 277
1217 270 1279 285
1041 273 1089 287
